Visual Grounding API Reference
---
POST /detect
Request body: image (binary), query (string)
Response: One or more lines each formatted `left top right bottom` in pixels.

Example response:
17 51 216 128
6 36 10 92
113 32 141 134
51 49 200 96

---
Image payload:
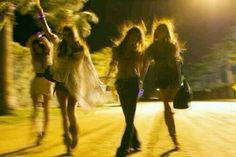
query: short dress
50 42 105 110
30 53 53 98
149 41 182 101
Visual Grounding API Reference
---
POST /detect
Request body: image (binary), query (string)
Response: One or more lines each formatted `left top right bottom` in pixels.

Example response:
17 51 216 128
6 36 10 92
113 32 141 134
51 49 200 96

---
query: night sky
13 0 236 64
85 0 236 63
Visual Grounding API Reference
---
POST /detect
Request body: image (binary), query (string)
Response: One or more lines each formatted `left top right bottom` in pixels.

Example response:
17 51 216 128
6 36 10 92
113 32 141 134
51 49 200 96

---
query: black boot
63 133 72 154
115 147 130 157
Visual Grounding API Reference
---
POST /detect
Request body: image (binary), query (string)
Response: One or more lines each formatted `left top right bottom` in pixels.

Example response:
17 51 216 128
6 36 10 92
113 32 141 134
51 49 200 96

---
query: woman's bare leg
32 95 39 128
56 90 72 153
161 89 179 149
31 95 43 145
42 95 50 136
163 100 178 148
67 95 78 149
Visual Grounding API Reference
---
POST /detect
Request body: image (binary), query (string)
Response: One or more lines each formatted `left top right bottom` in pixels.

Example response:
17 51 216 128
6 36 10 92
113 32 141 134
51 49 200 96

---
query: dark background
13 0 236 63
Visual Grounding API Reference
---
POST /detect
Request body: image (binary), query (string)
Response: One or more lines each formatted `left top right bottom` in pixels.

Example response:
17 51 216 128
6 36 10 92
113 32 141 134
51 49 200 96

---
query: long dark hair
32 39 47 55
152 21 184 61
58 26 78 56
58 25 89 57
116 26 144 59
154 24 171 41
31 38 48 66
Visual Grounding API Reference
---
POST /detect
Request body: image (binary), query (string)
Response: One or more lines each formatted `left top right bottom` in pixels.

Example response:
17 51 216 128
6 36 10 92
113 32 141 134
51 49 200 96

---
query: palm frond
15 0 35 14
41 0 85 13
75 18 92 38
45 8 99 38
75 11 98 24
7 0 99 39
73 11 99 38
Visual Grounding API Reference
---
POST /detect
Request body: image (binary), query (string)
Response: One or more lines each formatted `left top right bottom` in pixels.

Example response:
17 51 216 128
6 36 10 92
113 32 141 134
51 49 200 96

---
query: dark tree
0 3 15 115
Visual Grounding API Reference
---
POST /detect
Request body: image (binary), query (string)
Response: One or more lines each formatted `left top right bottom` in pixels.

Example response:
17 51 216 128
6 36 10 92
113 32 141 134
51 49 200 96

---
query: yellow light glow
205 0 219 3
191 0 230 15
201 0 222 9
232 83 236 91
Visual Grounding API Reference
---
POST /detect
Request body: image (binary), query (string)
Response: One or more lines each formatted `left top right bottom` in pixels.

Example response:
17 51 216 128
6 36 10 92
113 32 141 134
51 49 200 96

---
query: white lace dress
51 44 105 110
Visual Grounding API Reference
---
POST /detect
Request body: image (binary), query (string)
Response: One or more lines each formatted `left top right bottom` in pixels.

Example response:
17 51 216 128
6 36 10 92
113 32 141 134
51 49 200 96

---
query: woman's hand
33 0 59 44
33 0 44 18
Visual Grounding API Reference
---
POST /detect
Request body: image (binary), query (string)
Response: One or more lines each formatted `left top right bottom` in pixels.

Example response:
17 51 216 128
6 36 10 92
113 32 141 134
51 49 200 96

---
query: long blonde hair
58 25 90 57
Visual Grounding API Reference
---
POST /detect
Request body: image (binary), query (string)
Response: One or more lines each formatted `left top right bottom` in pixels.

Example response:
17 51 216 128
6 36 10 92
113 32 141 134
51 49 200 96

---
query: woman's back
148 40 181 89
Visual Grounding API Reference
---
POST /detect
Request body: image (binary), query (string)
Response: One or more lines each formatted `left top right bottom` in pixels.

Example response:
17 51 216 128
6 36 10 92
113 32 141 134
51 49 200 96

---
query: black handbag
173 79 193 109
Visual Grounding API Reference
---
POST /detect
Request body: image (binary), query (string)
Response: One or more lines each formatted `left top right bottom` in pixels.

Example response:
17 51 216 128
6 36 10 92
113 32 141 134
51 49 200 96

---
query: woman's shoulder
168 40 177 47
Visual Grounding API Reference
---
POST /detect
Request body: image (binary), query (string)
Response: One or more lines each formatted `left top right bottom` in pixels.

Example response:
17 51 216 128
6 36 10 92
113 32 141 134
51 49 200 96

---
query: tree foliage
0 2 15 115
0 0 101 110
11 42 32 106
185 26 236 90
1 0 98 39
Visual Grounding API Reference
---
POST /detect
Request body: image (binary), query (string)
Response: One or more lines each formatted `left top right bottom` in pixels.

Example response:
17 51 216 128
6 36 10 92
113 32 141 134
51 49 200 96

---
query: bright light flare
204 0 224 9
195 0 224 10
204 0 220 4
189 0 233 17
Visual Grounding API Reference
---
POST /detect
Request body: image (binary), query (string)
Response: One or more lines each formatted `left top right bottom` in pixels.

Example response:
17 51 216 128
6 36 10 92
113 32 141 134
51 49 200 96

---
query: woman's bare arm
34 0 59 44
140 46 152 80
104 49 118 83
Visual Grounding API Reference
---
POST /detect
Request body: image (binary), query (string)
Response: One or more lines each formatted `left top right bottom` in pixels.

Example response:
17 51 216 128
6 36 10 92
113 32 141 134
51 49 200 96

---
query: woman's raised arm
34 0 59 44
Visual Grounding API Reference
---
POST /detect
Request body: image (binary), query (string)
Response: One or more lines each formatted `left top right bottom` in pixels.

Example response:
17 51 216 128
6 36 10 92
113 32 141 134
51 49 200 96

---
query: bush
12 42 32 107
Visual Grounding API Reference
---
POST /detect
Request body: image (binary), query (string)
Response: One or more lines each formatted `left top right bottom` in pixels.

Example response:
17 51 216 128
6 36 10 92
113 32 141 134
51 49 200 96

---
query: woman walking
35 1 104 154
144 20 184 150
27 33 53 145
107 26 145 157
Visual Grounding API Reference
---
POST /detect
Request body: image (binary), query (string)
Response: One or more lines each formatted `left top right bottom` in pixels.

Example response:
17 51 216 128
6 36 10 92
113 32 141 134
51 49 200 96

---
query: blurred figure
34 0 104 155
107 26 145 157
144 21 184 150
27 33 53 145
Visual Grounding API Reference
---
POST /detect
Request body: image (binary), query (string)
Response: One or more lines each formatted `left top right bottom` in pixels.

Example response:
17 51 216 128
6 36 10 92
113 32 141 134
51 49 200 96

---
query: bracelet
37 12 45 19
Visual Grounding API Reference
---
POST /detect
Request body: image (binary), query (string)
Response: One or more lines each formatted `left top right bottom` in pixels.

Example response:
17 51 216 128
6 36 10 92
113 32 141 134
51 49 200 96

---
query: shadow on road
0 144 37 157
55 152 73 157
159 147 178 157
